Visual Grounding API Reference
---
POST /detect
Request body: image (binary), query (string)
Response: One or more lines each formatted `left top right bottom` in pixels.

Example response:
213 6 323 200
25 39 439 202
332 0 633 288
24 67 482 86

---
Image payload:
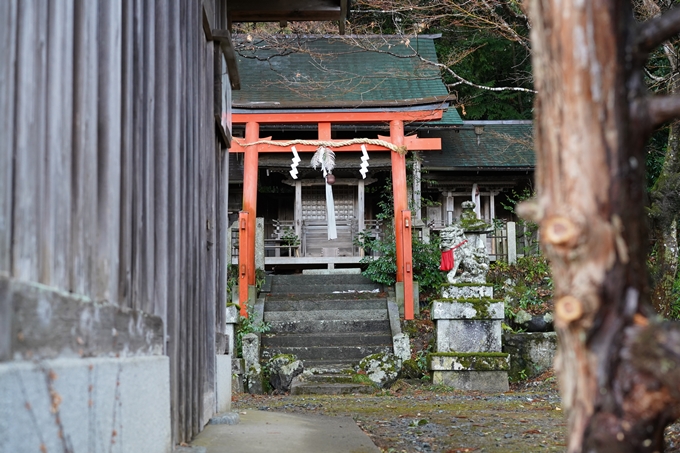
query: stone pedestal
428 207 510 392
430 289 509 392
429 353 510 391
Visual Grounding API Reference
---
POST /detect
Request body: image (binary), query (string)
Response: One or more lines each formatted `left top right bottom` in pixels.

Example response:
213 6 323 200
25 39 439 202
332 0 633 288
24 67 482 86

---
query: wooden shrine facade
229 109 444 320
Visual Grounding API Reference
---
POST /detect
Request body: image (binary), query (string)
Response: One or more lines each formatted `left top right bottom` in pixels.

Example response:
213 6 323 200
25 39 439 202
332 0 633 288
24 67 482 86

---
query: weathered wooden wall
0 0 229 444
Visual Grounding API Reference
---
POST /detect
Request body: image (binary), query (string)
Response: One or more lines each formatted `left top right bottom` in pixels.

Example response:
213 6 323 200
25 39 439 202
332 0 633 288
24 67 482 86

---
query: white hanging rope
235 137 408 155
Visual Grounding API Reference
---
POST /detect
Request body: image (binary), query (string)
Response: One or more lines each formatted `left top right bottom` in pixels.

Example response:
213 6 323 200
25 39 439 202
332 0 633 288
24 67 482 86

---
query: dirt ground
232 373 680 453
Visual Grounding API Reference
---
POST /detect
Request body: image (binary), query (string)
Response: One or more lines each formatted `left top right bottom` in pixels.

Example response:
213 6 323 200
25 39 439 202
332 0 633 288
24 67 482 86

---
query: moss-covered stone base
502 332 557 381
431 370 509 392
428 352 510 371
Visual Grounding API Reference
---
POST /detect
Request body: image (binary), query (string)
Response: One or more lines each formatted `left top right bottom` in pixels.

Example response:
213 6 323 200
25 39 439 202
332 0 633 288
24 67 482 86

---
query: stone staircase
261 273 393 394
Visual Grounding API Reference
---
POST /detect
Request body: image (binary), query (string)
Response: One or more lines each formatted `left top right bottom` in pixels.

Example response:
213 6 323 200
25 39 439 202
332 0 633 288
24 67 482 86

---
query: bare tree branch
412 52 536 94
637 7 680 56
644 67 667 83
339 34 535 93
647 93 680 128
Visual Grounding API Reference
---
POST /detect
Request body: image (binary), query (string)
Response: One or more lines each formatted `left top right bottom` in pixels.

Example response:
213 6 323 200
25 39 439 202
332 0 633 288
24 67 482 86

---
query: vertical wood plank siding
0 0 230 445
0 0 17 276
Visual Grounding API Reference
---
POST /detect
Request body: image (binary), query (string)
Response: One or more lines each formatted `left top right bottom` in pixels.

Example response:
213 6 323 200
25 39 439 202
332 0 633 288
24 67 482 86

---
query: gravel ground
233 375 680 453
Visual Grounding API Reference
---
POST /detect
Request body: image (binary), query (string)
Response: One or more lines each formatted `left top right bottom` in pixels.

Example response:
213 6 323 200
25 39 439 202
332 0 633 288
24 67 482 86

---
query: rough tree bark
524 1 680 452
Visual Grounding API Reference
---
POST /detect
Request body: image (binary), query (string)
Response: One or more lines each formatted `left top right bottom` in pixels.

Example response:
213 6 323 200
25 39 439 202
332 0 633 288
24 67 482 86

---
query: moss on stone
428 352 510 371
442 283 494 288
351 373 377 386
435 297 502 303
400 359 425 379
430 352 508 358
270 353 298 362
433 297 503 319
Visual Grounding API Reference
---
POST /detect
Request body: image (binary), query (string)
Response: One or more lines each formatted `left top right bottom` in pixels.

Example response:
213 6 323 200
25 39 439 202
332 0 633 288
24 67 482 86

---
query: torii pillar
239 122 260 313
390 120 414 320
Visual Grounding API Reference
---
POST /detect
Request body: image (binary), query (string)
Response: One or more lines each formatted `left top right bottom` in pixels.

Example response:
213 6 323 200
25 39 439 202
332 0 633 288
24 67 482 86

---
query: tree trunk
525 1 680 451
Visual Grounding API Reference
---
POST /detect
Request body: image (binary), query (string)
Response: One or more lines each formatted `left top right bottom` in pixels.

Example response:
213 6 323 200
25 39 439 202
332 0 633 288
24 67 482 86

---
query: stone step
265 298 387 312
301 360 360 373
261 345 392 362
265 292 387 303
267 319 390 334
270 283 381 294
290 382 377 395
269 274 381 295
264 309 388 323
301 373 356 384
271 274 378 286
262 332 392 348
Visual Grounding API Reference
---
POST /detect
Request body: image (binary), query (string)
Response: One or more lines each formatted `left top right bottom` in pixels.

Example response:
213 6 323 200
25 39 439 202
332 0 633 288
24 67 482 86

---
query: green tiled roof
420 122 534 169
414 108 463 126
233 36 450 107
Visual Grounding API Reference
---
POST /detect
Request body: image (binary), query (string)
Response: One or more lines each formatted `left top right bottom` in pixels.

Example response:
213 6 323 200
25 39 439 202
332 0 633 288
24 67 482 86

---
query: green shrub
489 255 553 315
235 305 271 357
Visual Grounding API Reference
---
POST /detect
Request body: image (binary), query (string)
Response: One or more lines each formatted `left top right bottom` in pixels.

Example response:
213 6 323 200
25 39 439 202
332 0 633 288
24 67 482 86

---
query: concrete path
190 410 381 453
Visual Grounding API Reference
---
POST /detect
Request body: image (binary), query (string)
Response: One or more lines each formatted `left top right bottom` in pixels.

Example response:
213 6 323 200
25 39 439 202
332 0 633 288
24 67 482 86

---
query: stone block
510 310 554 333
225 304 239 324
256 217 265 270
0 357 171 453
267 355 304 393
395 281 420 317
246 362 264 394
241 333 264 394
435 319 502 353
359 353 402 389
432 300 504 320
232 358 245 394
209 412 240 425
392 333 411 362
302 268 362 275
431 370 509 392
215 354 232 413
503 332 557 381
441 284 493 299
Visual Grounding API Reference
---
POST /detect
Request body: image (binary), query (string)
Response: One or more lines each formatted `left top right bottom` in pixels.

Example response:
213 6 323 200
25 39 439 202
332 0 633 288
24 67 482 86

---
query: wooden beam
214 114 231 148
228 136 441 153
212 28 240 90
228 0 343 22
202 1 214 41
232 110 444 124
282 177 377 186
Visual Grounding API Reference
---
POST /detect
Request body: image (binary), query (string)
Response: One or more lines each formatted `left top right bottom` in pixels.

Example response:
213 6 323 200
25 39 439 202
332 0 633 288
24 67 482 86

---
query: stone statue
439 202 492 285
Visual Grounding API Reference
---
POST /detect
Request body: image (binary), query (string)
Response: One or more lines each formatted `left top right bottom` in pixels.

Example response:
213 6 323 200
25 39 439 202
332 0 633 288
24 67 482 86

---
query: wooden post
507 221 517 265
412 153 421 220
318 122 331 140
238 211 249 316
357 179 365 233
390 120 406 282
243 121 259 295
390 120 414 319
294 180 302 239
401 210 414 320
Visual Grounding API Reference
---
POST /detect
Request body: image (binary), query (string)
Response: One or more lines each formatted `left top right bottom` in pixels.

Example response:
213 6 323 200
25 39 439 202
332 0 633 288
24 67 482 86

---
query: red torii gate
229 109 443 320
